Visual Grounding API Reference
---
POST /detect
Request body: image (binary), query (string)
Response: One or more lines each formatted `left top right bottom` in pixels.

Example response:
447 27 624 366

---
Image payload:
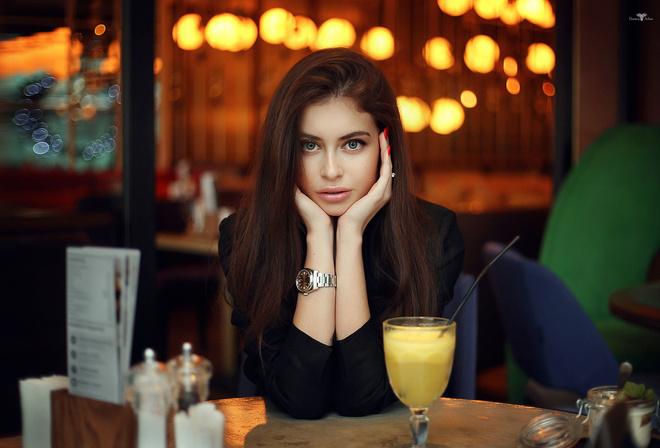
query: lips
317 187 351 203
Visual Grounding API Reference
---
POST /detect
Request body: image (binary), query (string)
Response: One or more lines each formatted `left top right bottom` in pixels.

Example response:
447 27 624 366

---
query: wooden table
1 396 588 448
156 231 219 257
609 281 660 331
200 396 586 448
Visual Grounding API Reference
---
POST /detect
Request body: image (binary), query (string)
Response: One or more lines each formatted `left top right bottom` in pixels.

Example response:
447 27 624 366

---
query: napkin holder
50 389 137 448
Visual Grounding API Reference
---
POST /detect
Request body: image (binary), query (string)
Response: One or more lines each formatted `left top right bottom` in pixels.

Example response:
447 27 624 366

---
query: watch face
296 269 313 293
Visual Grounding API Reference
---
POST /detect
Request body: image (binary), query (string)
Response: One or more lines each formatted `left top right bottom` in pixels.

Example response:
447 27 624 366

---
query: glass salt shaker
167 342 213 412
127 348 175 448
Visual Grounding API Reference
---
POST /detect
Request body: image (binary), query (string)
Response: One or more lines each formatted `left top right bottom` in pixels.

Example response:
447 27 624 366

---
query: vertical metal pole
553 0 574 195
121 0 159 363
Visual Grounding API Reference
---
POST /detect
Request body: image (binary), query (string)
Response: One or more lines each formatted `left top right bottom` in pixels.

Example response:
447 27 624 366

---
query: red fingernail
384 126 390 140
387 145 391 156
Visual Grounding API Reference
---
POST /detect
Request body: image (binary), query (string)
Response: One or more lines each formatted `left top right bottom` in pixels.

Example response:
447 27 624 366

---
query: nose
321 150 343 180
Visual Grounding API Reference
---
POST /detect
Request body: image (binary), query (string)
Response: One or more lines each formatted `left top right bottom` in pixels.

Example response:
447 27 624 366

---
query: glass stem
409 409 429 448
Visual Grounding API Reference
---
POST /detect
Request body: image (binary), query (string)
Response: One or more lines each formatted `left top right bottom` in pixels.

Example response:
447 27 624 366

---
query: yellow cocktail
383 317 456 447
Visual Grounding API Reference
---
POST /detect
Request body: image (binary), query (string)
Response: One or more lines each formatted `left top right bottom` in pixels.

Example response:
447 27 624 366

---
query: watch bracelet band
314 271 337 288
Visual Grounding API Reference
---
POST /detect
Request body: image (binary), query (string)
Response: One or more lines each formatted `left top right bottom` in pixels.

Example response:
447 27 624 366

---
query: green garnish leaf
623 381 658 402
623 381 645 399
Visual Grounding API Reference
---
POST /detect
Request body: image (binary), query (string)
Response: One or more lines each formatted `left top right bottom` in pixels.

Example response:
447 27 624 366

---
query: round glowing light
397 96 430 133
423 37 454 70
506 78 521 95
500 3 522 25
517 0 555 28
94 24 106 36
464 35 500 74
284 16 317 50
206 13 242 51
437 0 473 16
503 57 518 77
360 27 395 61
259 8 295 45
313 18 356 50
172 14 204 51
430 98 465 135
526 42 555 74
240 16 259 50
460 90 477 108
474 0 508 20
543 81 555 96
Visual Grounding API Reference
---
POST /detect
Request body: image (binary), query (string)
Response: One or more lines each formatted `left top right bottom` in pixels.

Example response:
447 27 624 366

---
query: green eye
302 141 318 151
346 140 364 150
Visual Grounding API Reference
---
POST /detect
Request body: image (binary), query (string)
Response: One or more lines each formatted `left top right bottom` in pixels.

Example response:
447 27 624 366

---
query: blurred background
1 0 659 435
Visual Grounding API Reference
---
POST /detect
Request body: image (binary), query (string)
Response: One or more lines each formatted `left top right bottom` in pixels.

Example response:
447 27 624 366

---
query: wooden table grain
205 396 587 448
2 396 590 448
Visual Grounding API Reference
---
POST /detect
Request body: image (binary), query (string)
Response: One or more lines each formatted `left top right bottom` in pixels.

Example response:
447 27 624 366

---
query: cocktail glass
383 317 456 448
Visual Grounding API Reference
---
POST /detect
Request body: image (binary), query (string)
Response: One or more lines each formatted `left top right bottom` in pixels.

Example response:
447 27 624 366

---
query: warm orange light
397 96 430 133
206 13 241 51
154 57 163 75
423 37 454 70
313 18 356 50
0 28 82 79
259 8 295 45
437 0 473 16
517 0 555 28
430 98 465 134
526 42 555 74
503 56 518 76
460 90 477 108
543 81 555 96
284 16 317 50
94 24 106 36
205 14 257 52
360 27 395 60
464 35 500 74
506 78 521 95
474 0 508 20
173 14 204 50
100 40 120 74
500 3 522 25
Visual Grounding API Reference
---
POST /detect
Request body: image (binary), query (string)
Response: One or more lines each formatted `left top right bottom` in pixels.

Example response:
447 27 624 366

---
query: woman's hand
337 128 393 236
295 186 333 236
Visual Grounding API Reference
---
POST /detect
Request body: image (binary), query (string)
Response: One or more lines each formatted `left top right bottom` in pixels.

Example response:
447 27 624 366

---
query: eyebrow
300 130 372 141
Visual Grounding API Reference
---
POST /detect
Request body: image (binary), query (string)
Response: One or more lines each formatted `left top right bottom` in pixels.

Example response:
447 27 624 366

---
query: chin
319 203 351 217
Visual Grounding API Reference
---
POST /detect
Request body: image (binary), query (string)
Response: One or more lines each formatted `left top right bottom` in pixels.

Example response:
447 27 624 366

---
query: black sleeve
332 320 398 416
219 215 335 419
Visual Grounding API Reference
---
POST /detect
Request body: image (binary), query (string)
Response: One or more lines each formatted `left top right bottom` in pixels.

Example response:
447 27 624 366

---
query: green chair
538 123 660 375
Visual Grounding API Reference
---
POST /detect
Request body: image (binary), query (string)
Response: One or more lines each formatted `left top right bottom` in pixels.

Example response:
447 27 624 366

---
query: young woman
218 48 464 419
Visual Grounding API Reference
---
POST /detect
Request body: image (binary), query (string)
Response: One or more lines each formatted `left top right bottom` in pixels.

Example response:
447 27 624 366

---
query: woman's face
297 97 380 217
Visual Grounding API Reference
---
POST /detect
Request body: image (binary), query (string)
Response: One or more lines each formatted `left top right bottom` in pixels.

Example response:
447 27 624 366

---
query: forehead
299 97 375 132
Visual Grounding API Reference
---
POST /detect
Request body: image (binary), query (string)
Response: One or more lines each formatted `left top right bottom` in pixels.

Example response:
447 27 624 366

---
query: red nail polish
387 145 391 156
384 126 390 140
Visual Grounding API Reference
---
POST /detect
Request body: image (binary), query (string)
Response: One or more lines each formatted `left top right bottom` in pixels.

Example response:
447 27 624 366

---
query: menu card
66 247 140 404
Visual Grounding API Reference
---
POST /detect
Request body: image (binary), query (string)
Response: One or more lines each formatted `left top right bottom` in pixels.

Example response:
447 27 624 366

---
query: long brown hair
225 48 442 345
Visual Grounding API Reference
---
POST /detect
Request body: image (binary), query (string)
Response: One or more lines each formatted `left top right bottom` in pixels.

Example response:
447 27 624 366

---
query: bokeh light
460 90 477 108
313 18 356 50
506 78 521 95
173 14 204 51
517 0 555 28
397 96 430 132
473 0 508 20
543 81 555 96
259 8 295 45
464 35 500 74
526 42 555 74
423 37 454 70
503 57 518 77
360 27 395 61
430 98 465 134
437 0 473 16
284 16 317 50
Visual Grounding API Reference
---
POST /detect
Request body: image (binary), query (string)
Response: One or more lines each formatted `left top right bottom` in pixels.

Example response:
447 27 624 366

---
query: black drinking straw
447 235 520 325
